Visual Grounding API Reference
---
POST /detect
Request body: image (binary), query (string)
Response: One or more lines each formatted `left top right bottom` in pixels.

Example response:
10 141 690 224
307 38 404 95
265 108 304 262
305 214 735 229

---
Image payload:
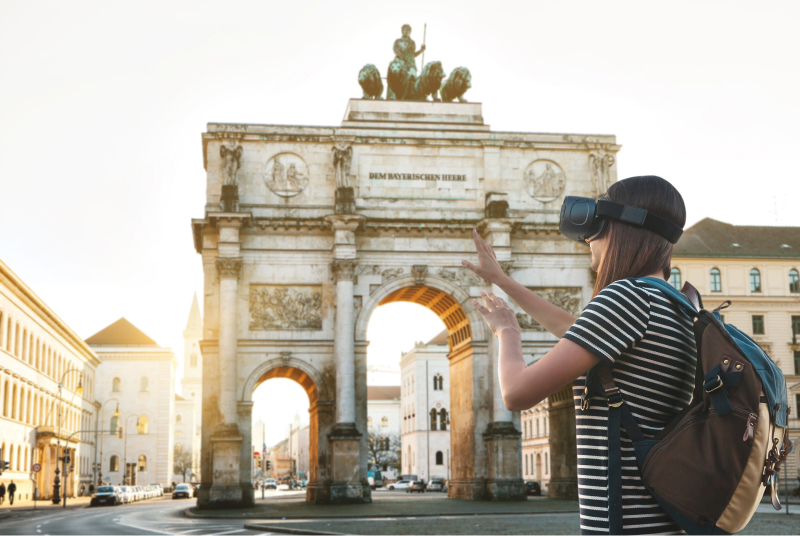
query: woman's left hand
472 291 521 338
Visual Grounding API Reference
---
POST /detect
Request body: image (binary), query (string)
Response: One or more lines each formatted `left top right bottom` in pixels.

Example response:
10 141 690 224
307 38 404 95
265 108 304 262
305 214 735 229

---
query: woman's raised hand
472 291 521 338
462 229 506 285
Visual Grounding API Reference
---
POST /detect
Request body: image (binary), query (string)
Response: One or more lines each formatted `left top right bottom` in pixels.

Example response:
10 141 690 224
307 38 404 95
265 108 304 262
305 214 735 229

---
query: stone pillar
547 385 578 499
237 401 255 507
478 219 525 501
209 254 244 507
332 259 357 424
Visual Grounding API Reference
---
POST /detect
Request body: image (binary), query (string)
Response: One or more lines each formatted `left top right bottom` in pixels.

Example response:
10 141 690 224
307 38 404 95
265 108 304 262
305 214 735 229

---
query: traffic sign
105 476 110 482
253 452 260 459
32 463 41 473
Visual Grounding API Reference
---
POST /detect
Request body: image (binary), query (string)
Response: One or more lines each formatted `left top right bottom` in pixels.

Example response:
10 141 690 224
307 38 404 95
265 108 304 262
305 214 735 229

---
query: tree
173 445 193 482
366 427 401 472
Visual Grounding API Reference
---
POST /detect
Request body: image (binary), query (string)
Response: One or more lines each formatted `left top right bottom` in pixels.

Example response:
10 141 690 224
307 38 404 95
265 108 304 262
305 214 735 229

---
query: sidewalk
0 496 92 518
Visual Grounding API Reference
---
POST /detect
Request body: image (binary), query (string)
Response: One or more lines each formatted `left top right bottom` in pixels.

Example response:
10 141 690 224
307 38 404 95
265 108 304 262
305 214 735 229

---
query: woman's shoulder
595 277 653 305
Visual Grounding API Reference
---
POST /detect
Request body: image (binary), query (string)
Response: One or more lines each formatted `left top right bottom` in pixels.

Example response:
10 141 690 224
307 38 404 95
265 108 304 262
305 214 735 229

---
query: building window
138 416 149 435
435 451 443 465
794 351 800 375
789 269 800 293
112 377 121 392
176 415 181 424
669 268 681 290
381 416 388 427
110 455 119 472
792 316 800 338
430 408 437 430
190 353 198 367
138 455 147 471
140 377 149 392
110 415 119 434
750 269 761 292
432 373 443 391
710 268 721 292
439 408 448 431
367 417 372 427
176 431 181 437
752 315 765 335
545 453 548 474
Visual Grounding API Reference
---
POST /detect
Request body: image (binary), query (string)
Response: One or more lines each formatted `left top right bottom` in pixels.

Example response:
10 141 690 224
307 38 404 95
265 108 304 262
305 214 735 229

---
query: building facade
173 294 203 483
88 318 176 487
172 394 199 483
0 259 100 501
367 385 401 480
672 218 800 485
400 331 451 482
521 401 550 491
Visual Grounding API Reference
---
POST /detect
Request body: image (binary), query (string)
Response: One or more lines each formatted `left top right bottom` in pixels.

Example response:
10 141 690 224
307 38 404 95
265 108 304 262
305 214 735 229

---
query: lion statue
358 64 383 100
412 61 445 101
440 67 472 103
386 57 413 100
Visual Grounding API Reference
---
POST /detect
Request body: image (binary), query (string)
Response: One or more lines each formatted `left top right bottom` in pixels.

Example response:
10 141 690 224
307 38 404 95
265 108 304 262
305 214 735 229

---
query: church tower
182 292 203 418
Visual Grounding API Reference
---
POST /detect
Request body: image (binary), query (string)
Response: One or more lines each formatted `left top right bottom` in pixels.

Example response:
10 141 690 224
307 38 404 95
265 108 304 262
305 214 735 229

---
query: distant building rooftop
674 218 800 259
367 386 401 401
85 317 159 347
426 330 449 346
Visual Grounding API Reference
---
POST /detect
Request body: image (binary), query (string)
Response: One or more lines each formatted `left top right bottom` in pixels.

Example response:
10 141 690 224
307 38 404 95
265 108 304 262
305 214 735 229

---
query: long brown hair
593 176 686 297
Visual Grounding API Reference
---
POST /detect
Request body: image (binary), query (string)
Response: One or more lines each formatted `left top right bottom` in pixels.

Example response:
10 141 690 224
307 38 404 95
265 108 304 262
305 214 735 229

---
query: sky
1 1 798 445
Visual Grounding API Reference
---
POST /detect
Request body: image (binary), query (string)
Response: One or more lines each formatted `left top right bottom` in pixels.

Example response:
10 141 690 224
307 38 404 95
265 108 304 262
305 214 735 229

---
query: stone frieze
516 287 581 331
249 285 323 331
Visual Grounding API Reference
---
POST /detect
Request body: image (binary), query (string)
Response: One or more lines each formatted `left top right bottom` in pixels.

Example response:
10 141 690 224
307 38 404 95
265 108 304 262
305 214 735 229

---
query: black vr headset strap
596 200 683 244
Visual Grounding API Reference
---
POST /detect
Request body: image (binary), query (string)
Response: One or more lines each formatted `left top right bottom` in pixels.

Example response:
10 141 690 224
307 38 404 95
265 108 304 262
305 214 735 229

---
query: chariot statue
358 24 472 103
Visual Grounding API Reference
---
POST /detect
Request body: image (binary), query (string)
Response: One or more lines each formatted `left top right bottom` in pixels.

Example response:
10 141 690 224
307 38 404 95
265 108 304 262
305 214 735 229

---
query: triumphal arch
193 92 619 507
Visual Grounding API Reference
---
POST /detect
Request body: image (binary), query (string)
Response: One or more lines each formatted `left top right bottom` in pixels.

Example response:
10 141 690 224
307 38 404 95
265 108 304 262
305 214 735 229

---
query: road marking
215 530 246 535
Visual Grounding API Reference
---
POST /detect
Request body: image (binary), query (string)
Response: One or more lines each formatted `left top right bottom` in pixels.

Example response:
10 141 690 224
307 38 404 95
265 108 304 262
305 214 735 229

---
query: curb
185 507 579 520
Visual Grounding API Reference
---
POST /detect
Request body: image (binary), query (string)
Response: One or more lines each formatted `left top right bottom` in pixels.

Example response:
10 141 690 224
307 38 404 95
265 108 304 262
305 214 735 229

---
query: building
0 259 100 501
400 331 450 482
366 385 401 479
521 401 550 491
672 218 800 484
173 295 202 483
287 414 310 481
268 439 291 480
87 318 176 487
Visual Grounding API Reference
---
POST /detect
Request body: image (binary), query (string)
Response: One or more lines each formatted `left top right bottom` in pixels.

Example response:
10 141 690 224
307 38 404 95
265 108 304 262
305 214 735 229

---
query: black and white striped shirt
563 278 697 535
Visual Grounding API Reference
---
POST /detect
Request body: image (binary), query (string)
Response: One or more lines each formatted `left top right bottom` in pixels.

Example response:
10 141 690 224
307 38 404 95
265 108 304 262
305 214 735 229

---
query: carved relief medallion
524 160 566 203
249 285 322 331
264 153 309 197
516 287 581 331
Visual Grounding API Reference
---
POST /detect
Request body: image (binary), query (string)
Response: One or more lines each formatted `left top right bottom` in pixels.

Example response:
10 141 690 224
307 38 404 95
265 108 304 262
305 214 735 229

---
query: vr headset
559 196 683 245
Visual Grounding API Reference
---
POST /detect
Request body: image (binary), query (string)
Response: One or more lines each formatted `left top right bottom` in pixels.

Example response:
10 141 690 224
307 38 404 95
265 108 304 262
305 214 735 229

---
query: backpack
584 277 791 535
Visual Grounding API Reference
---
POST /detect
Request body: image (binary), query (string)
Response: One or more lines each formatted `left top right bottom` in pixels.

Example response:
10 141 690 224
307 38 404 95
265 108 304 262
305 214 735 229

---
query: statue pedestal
208 424 244 508
483 422 526 501
328 423 370 504
335 188 356 215
221 184 239 212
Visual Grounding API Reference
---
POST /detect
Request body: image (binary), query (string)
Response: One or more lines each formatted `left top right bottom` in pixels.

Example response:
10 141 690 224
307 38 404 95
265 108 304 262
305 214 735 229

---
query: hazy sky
1 1 797 445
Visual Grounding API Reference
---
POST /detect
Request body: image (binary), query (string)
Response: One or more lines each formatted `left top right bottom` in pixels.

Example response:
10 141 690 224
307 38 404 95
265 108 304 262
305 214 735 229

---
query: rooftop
427 330 449 346
674 218 800 259
85 317 159 347
367 385 401 401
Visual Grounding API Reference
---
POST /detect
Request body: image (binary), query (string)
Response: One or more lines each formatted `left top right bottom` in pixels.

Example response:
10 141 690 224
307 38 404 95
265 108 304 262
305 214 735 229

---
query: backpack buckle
704 375 724 393
605 387 623 408
580 387 591 411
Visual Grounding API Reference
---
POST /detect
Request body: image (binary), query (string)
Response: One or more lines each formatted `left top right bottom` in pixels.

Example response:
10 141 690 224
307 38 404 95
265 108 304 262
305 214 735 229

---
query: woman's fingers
462 260 479 274
472 298 489 316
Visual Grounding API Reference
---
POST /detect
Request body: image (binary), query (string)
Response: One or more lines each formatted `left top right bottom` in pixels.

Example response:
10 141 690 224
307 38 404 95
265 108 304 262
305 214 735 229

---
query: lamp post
123 415 139 485
98 399 120 487
52 368 84 505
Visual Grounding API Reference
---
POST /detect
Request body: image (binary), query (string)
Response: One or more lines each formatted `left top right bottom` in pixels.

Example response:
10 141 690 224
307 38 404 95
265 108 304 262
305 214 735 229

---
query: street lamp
123 415 140 485
52 368 84 505
98 399 120 487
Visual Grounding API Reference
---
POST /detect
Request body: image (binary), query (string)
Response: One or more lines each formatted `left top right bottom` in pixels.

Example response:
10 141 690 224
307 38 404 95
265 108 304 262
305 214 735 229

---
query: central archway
355 274 496 500
240 356 335 505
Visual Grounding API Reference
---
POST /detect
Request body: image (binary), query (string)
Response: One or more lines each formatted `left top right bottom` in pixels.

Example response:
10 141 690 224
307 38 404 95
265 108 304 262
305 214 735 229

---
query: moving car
90 486 121 507
263 478 277 490
524 481 542 496
173 483 193 499
406 481 426 493
387 480 411 491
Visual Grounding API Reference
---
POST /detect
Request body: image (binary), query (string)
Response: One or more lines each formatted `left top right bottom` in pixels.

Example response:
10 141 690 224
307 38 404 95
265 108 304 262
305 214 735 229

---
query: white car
151 483 163 497
119 486 133 504
387 480 411 490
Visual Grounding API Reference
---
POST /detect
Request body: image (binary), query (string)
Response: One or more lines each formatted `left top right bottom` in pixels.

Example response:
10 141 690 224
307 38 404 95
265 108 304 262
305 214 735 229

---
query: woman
463 176 694 535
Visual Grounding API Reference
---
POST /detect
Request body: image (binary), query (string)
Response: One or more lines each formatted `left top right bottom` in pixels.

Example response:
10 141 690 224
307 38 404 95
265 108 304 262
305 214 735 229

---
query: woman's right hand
462 229 507 286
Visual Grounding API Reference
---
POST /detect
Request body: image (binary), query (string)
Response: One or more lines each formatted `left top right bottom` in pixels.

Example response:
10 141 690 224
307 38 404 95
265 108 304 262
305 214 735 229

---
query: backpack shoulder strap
638 276 699 315
681 281 703 311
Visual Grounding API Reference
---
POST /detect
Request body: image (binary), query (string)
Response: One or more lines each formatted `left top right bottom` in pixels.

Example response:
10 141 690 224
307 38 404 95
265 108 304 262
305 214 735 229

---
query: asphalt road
0 498 270 535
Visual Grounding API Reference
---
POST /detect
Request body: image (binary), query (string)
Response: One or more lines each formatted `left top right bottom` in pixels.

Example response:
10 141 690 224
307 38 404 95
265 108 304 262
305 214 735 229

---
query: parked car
173 483 193 499
193 484 200 498
524 481 542 496
427 479 445 492
387 480 411 491
263 478 277 490
406 481 426 493
91 485 121 506
118 486 133 504
151 483 164 497
442 480 449 493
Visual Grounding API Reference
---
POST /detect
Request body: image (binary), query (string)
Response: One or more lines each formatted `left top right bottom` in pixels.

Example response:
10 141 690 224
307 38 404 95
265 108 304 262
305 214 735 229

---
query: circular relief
264 152 309 197
436 403 442 408
524 160 566 203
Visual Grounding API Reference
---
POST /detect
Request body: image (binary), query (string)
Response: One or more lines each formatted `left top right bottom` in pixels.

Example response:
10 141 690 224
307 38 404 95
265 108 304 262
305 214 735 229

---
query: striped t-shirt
563 277 697 535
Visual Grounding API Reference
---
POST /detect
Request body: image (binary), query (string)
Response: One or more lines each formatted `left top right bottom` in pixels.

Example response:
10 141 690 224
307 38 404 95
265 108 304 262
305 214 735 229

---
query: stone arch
239 356 334 505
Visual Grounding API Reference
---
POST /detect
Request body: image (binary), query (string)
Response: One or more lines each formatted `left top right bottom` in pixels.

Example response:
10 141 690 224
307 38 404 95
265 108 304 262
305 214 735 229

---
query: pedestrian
465 176 692 534
88 483 95 495
79 484 85 497
0 482 6 505
7 481 16 505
